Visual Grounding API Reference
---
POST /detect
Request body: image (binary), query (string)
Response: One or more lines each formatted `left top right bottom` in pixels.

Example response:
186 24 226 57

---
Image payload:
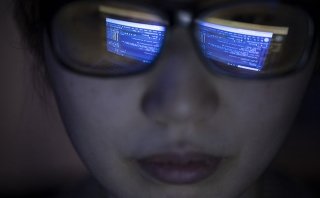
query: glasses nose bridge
172 10 194 28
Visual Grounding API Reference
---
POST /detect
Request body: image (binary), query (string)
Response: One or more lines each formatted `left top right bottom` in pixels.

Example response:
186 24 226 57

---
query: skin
43 0 316 197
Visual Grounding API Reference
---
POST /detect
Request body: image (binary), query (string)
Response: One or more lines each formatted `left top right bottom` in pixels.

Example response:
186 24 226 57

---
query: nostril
141 90 162 122
140 27 220 126
141 81 219 126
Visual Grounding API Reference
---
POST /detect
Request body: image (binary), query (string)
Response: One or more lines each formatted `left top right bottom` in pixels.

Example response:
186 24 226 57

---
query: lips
138 153 221 184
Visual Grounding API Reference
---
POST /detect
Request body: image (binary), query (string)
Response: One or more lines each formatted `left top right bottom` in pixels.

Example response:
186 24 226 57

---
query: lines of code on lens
106 18 165 63
198 21 273 71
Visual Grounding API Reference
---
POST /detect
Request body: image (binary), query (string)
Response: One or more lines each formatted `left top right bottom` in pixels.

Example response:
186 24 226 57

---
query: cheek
217 73 313 165
50 73 148 145
43 38 153 158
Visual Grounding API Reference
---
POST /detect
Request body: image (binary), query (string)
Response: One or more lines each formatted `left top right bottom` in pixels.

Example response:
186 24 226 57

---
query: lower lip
138 154 221 184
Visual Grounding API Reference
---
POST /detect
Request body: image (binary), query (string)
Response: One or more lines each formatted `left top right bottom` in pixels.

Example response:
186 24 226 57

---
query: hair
13 0 320 90
13 0 75 98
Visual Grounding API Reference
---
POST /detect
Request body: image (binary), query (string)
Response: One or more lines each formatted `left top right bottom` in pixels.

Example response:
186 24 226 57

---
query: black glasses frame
46 0 317 79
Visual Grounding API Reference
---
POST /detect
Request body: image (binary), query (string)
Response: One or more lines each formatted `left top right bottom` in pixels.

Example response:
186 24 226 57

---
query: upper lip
137 152 220 163
131 141 223 159
136 151 223 184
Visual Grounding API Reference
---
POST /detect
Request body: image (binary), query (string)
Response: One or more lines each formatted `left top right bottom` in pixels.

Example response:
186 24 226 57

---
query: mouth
137 152 222 185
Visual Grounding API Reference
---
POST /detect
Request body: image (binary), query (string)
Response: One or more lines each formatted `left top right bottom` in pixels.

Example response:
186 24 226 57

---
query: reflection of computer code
106 18 166 63
198 21 273 71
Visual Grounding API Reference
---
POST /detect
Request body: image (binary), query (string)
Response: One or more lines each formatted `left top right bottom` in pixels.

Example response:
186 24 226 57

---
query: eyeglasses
49 0 315 78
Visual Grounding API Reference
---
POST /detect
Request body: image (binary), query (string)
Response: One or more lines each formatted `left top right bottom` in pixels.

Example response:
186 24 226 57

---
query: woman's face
44 0 316 197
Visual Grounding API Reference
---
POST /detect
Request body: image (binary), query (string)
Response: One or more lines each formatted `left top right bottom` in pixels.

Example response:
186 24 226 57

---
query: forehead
116 0 232 9
114 0 281 10
132 0 212 3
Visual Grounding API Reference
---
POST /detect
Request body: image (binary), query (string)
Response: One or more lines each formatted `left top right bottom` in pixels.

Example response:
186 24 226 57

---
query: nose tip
141 27 219 126
141 79 219 126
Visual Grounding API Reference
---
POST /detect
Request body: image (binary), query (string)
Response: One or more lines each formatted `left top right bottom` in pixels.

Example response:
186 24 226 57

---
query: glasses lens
51 1 167 76
195 3 314 78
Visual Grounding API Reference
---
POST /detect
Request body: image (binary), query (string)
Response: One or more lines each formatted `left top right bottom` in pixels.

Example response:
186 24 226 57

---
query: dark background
1 0 319 197
0 1 88 197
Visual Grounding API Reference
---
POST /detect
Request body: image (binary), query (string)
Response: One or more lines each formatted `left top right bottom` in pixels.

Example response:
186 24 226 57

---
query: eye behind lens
50 1 168 76
194 2 314 78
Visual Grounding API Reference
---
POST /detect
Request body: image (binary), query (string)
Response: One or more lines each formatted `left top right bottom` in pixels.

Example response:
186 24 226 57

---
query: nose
141 27 220 126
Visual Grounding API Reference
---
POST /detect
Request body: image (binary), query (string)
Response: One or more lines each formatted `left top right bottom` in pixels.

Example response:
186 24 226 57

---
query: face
44 0 316 197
